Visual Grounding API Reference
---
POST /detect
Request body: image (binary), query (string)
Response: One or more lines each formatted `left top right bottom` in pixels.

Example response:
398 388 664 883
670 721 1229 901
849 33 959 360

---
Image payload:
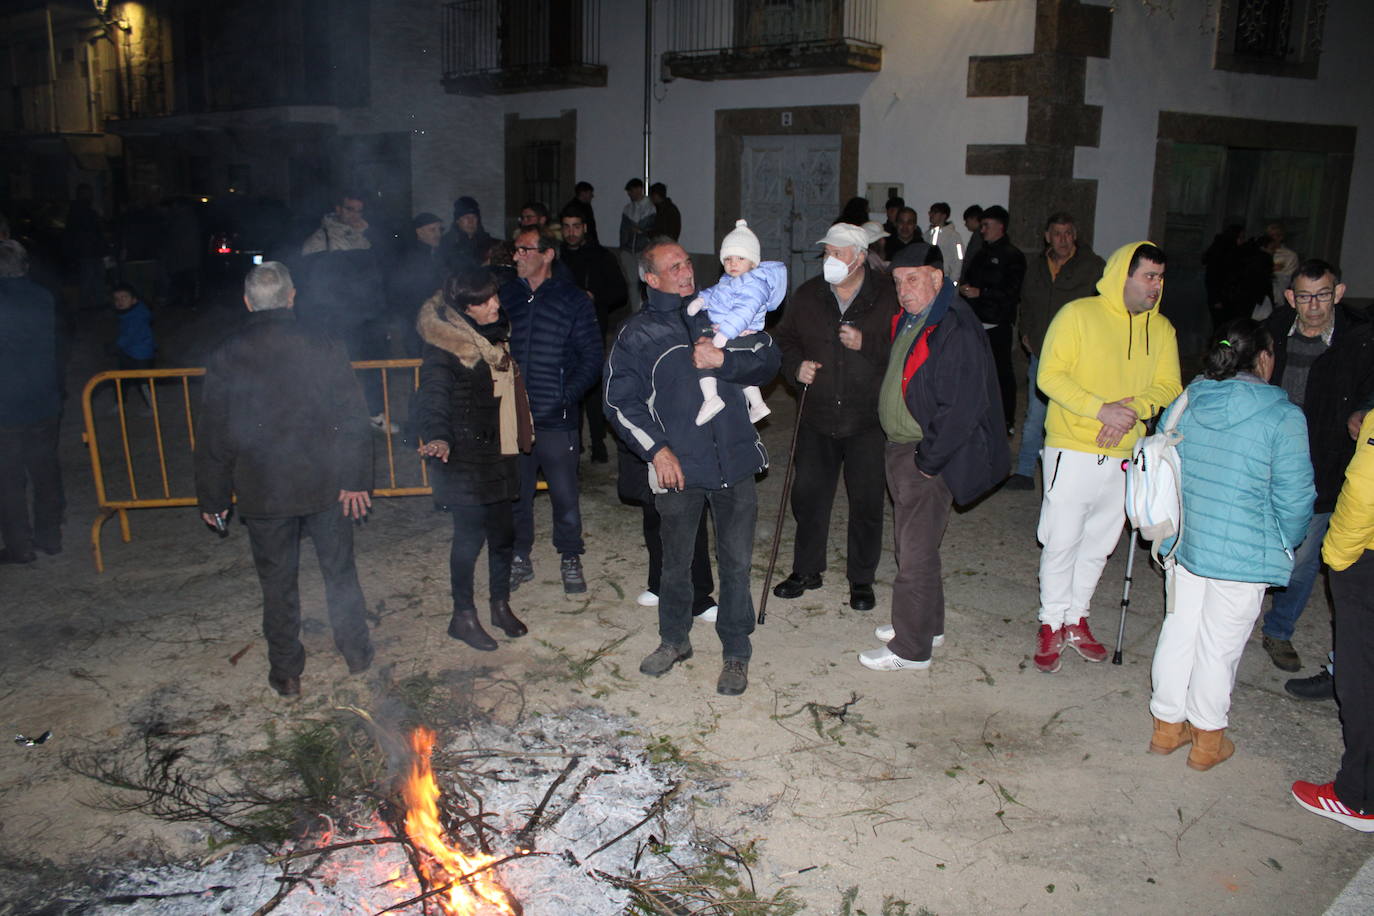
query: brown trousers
884 442 952 661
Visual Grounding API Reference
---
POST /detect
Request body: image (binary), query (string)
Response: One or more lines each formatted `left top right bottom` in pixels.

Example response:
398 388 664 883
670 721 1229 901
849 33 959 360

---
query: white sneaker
697 605 718 623
873 624 944 647
636 590 659 607
370 413 400 434
858 647 931 671
695 396 725 426
748 401 771 424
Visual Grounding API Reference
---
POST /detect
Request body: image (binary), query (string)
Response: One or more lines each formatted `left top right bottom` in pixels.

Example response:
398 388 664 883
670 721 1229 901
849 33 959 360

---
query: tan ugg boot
1186 725 1235 771
1149 717 1191 755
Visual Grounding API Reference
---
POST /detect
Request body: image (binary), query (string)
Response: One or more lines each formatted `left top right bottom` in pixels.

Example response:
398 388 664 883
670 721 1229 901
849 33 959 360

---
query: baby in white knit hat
686 219 787 426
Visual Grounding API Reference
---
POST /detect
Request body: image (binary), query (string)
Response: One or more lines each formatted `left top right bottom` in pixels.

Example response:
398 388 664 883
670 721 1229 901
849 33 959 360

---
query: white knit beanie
719 218 761 266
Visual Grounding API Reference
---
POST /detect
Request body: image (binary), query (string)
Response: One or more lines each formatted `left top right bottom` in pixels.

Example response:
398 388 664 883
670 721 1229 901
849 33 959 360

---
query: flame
401 727 519 915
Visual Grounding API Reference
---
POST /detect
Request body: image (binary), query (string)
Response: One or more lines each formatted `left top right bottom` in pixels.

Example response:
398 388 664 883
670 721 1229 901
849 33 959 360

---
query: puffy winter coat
1161 374 1313 585
0 276 61 426
605 286 780 490
500 273 603 431
413 299 520 509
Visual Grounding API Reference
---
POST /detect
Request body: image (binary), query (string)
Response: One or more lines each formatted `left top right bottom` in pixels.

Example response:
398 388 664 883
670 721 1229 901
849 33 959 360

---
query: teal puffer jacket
1161 374 1314 585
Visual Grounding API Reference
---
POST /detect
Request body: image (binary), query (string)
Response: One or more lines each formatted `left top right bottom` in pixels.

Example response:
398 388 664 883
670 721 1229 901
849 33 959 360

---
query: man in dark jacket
1007 213 1105 488
195 262 375 697
0 240 64 563
1258 259 1374 684
502 227 604 594
562 181 599 246
604 238 780 696
561 209 627 464
959 205 1026 434
649 183 681 241
772 221 898 611
860 242 1008 671
387 212 447 357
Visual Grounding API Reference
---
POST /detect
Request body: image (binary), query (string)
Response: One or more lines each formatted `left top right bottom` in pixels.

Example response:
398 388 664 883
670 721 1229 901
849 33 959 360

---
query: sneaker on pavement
1292 780 1374 833
370 413 400 434
639 642 693 677
636 590 659 607
1034 623 1063 673
717 658 749 695
1062 617 1108 662
873 624 943 647
695 605 718 623
1263 635 1302 672
1004 474 1035 491
1285 669 1335 700
859 647 931 671
561 555 587 594
509 555 534 591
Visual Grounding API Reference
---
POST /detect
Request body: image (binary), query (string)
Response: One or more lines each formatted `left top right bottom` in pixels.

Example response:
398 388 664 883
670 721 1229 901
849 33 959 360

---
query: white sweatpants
1149 564 1266 731
1037 446 1126 628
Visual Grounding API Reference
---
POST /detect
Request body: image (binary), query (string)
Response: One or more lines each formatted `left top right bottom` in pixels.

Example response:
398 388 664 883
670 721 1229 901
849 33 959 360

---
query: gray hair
0 239 29 278
244 261 294 311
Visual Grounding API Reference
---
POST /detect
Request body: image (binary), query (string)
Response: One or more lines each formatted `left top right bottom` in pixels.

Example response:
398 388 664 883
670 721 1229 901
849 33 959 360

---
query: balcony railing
663 0 881 81
442 0 607 96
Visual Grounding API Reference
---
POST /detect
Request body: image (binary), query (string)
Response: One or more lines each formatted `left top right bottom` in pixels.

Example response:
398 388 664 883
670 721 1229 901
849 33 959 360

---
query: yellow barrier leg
118 508 131 543
91 509 115 574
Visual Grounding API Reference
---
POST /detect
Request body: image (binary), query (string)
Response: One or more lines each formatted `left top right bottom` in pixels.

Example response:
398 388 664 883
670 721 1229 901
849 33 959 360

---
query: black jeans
789 423 886 584
0 419 64 555
986 323 1017 429
642 501 715 612
1334 550 1374 811
515 427 584 558
449 501 515 610
656 476 758 659
244 506 373 680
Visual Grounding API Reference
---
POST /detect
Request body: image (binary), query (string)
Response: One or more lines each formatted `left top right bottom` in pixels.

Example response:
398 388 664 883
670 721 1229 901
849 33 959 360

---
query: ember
401 726 519 915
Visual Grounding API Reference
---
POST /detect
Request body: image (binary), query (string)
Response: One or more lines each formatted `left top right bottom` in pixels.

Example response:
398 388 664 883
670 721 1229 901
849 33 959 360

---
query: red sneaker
1062 617 1109 663
1034 624 1063 673
1292 781 1374 832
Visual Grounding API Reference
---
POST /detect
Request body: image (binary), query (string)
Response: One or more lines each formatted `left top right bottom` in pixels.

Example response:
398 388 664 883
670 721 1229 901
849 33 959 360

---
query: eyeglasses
1293 289 1335 305
513 246 542 255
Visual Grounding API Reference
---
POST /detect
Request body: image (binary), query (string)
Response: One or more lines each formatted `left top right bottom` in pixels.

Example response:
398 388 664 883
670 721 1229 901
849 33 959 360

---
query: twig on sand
1174 799 1221 858
1040 705 1082 736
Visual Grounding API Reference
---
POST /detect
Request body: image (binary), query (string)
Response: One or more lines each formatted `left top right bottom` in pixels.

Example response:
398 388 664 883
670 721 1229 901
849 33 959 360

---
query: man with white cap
772 223 900 611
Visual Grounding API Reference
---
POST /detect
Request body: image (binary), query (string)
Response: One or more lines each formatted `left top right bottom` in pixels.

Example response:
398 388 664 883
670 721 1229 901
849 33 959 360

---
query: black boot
448 607 498 651
490 598 528 638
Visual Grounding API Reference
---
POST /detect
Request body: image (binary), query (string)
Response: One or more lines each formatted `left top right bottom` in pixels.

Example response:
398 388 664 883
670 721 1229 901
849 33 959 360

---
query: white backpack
1125 389 1188 569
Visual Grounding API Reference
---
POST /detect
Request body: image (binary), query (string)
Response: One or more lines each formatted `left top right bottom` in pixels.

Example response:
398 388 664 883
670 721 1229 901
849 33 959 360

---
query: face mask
823 254 852 285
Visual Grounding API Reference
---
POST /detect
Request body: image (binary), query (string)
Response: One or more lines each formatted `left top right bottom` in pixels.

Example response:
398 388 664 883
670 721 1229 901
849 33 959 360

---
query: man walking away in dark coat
388 212 448 357
561 208 627 463
0 240 64 563
958 205 1026 434
195 262 376 698
649 183 681 241
1006 212 1105 489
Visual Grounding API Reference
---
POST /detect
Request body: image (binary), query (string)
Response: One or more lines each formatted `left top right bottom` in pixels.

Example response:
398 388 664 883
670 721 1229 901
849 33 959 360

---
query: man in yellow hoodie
1291 411 1374 831
1033 242 1181 673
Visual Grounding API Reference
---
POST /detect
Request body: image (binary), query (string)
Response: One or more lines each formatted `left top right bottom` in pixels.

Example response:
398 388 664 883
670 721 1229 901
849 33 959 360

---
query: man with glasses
1258 259 1374 686
501 228 603 594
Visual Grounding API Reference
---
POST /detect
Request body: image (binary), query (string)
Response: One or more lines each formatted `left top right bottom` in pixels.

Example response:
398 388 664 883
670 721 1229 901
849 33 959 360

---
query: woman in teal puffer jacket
1148 318 1314 771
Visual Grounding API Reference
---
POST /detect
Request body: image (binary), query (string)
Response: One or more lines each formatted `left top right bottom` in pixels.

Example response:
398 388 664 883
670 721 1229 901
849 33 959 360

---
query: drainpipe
45 4 58 132
642 0 651 184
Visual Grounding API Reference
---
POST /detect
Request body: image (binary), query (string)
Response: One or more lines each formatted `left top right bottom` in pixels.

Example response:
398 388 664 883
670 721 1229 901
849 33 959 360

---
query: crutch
1113 525 1137 665
758 383 808 624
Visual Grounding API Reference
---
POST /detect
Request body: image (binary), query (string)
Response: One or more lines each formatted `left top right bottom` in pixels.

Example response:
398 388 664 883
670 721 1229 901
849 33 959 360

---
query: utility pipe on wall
45 5 59 132
642 0 652 184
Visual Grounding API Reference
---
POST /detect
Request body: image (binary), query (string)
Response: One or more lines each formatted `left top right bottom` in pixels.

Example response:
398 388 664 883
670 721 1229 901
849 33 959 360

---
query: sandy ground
1 299 1369 914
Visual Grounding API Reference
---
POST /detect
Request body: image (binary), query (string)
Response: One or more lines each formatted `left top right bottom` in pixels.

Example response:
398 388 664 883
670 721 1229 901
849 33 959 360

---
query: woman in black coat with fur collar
414 268 534 650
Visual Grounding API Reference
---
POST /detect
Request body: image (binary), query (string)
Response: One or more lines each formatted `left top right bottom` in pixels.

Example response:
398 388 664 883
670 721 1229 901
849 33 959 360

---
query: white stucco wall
1080 0 1374 294
504 0 1037 255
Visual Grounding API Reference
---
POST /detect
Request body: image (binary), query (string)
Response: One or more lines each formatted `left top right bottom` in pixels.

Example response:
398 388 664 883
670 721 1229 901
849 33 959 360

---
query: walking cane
758 383 808 624
1113 525 1137 665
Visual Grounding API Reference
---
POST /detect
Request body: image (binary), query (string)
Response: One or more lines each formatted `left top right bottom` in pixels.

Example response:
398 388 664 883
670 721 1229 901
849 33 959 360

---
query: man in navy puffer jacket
604 238 780 696
501 228 604 594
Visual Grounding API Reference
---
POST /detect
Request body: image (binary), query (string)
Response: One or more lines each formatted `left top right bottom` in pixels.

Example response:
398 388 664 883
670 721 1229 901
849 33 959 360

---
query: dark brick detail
963 0 1111 247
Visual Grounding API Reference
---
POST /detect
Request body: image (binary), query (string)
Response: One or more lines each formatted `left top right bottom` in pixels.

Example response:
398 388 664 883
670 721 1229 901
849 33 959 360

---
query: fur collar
417 293 494 368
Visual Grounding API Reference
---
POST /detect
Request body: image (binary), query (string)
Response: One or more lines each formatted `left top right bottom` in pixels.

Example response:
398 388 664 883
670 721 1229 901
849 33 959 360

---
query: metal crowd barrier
80 360 429 573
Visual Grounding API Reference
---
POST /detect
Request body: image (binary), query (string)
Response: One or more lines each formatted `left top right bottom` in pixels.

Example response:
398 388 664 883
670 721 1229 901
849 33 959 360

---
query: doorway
740 134 841 289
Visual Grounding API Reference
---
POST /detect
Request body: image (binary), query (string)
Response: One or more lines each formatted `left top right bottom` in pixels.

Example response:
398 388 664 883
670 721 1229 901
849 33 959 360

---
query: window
1214 0 1328 79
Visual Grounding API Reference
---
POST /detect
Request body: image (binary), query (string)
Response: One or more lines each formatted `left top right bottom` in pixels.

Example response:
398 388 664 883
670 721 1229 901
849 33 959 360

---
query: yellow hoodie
1323 410 1374 571
1038 240 1181 458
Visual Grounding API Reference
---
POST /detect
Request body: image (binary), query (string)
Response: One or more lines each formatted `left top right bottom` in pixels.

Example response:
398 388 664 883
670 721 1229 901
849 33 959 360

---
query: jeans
1333 550 1374 812
642 503 715 612
244 506 373 680
514 427 584 558
655 476 758 659
0 419 64 555
449 501 514 610
1261 512 1332 641
1014 355 1048 478
789 424 886 584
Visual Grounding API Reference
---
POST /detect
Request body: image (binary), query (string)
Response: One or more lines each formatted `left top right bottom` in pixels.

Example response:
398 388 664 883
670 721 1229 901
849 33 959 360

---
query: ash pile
36 707 786 915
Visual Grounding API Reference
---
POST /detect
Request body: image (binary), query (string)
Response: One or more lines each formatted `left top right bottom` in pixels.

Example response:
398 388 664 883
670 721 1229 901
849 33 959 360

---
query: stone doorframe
714 105 860 249
1149 111 1354 262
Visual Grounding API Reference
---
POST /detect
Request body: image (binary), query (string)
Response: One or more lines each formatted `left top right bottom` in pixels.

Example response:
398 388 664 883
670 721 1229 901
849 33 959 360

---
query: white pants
1149 564 1266 731
1037 446 1126 628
